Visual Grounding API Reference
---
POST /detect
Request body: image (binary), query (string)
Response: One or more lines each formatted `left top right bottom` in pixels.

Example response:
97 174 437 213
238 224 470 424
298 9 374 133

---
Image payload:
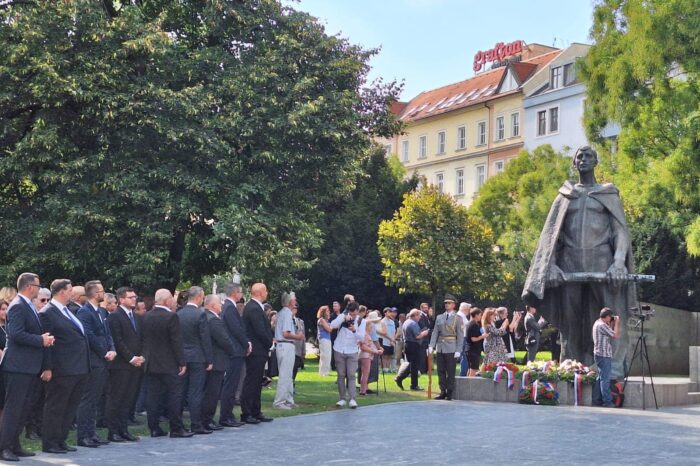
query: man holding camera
592 308 620 407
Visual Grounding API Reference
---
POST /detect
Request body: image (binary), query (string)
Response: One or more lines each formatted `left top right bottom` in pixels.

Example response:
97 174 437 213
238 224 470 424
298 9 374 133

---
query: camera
629 304 655 319
341 302 359 330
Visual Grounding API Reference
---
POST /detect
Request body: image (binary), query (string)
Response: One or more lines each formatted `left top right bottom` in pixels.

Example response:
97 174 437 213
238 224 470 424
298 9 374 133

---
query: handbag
267 348 279 378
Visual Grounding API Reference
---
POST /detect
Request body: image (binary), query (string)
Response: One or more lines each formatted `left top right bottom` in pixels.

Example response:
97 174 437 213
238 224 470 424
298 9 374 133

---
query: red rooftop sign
473 40 523 72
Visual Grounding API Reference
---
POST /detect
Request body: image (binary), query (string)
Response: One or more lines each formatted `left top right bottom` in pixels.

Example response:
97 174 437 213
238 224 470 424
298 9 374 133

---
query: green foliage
297 147 418 313
469 146 571 307
0 0 402 293
377 184 500 303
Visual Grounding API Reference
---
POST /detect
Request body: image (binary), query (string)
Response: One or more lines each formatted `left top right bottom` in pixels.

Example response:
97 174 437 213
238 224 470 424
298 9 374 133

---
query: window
549 107 559 133
401 140 409 162
477 121 486 146
511 112 520 137
563 63 576 86
494 160 504 174
384 144 392 156
495 116 505 141
419 136 427 159
456 169 464 195
437 131 446 154
537 110 547 136
435 172 444 193
457 125 466 149
476 165 486 190
551 66 562 89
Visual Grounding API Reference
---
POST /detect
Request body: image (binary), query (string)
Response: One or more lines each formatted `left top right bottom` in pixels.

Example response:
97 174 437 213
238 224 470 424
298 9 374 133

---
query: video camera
629 304 655 319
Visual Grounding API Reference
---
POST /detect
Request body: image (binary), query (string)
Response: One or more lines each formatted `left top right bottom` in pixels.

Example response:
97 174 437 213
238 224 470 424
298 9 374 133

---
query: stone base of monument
453 376 696 409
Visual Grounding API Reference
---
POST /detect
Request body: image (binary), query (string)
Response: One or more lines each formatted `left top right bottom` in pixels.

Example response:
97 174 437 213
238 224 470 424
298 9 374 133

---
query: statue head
573 146 598 174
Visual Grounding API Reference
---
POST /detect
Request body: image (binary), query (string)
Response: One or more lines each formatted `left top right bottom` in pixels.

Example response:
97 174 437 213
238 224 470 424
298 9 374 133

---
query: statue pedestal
689 346 700 391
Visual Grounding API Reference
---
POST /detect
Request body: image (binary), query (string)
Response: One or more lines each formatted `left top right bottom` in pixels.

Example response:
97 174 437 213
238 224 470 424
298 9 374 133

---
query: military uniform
429 297 464 400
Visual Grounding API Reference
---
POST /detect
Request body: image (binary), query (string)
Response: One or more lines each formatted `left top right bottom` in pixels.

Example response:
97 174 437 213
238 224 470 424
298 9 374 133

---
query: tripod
376 354 387 395
623 314 658 410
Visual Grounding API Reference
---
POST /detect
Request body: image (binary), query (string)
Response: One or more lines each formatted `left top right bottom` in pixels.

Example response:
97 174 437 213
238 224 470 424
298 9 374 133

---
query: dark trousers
42 374 89 449
241 355 267 419
220 356 245 422
436 352 456 396
526 343 539 363
77 365 107 440
397 341 421 389
201 370 225 426
0 372 39 451
146 372 183 432
106 369 141 435
24 380 45 436
180 362 206 429
419 343 429 374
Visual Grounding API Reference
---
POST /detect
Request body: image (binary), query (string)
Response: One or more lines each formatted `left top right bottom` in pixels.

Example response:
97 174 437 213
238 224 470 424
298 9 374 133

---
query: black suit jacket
242 300 272 357
39 303 90 377
176 304 213 364
108 306 143 371
222 299 248 357
77 302 114 368
1 296 45 375
205 311 235 371
67 301 81 315
142 306 186 374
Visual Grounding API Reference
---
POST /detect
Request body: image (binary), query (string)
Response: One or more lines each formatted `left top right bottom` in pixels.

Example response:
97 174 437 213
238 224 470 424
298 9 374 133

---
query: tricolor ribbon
493 364 514 390
532 380 539 403
521 371 530 389
573 373 582 406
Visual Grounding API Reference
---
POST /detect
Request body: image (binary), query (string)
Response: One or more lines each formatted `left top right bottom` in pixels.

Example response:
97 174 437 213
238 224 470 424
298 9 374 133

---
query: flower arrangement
480 361 519 375
518 380 559 405
556 359 596 383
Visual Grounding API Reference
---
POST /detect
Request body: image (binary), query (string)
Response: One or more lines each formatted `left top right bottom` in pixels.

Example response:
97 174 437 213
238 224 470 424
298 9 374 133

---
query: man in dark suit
177 286 213 434
219 283 249 427
525 305 546 362
76 280 115 447
141 289 192 439
240 282 273 424
39 279 91 454
201 295 235 431
106 287 144 442
66 286 86 315
0 273 54 462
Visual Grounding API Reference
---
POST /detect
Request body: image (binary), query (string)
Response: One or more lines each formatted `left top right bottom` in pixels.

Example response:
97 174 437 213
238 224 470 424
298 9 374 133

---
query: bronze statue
523 146 636 377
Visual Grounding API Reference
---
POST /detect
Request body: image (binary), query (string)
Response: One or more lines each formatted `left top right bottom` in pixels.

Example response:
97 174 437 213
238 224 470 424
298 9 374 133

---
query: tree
469 145 572 307
377 184 500 311
297 148 418 314
580 0 700 308
0 0 402 293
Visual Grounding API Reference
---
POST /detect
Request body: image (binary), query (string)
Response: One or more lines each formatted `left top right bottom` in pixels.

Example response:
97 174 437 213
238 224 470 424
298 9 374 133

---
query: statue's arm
606 207 629 285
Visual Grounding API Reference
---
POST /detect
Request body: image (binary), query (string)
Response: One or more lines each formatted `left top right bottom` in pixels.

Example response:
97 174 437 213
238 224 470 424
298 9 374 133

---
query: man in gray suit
428 294 464 401
525 305 546 362
176 286 213 434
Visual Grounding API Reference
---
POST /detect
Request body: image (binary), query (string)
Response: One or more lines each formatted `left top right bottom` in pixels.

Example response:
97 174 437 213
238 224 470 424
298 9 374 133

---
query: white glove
454 351 460 359
428 346 434 354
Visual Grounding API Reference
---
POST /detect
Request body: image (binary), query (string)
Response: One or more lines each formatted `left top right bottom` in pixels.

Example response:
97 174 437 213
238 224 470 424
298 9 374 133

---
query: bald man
240 283 273 424
67 286 86 315
141 289 191 438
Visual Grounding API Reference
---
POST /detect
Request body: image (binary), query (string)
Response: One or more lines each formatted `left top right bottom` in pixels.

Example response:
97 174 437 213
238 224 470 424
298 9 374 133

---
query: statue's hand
545 264 566 288
606 263 628 287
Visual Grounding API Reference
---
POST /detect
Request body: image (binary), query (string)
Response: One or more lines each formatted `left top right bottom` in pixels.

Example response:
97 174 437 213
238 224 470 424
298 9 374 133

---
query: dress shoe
219 419 245 428
434 392 446 400
1 449 19 461
410 386 424 391
256 415 273 422
120 432 139 442
42 446 68 454
170 430 194 438
191 427 213 435
25 431 41 440
77 438 100 448
150 429 168 438
13 448 35 457
91 436 110 445
107 433 126 442
205 423 223 431
243 416 261 425
394 377 404 391
59 443 77 452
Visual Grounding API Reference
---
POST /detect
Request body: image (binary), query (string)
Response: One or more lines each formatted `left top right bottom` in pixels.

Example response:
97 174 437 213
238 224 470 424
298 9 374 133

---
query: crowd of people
0 273 280 462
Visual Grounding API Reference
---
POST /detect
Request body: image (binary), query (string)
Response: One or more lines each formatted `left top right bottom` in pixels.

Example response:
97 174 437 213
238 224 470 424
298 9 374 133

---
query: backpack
611 379 624 408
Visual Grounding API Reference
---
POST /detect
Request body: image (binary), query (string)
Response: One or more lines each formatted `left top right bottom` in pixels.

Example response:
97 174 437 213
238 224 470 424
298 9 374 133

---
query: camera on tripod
629 304 655 320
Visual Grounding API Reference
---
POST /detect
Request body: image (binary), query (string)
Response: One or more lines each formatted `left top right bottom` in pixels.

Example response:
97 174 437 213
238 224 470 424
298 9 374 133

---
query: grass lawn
20 351 554 451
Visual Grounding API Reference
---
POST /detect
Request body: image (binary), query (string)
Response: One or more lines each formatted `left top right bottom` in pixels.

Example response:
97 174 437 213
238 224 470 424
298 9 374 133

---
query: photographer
524 305 546 362
329 302 365 409
592 308 620 407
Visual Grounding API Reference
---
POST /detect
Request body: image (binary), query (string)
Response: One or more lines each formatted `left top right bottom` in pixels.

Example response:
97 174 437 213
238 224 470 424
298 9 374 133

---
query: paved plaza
13 400 700 465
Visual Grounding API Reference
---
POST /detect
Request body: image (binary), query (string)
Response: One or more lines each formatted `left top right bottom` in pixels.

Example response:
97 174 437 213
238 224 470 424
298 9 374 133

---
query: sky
283 0 596 100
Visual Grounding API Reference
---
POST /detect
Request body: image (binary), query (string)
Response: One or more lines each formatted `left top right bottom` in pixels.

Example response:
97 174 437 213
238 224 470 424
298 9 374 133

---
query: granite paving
11 401 700 465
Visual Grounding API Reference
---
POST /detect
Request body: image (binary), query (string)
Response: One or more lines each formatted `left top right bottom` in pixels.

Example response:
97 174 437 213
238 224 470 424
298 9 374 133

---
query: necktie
128 311 137 331
63 307 84 334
